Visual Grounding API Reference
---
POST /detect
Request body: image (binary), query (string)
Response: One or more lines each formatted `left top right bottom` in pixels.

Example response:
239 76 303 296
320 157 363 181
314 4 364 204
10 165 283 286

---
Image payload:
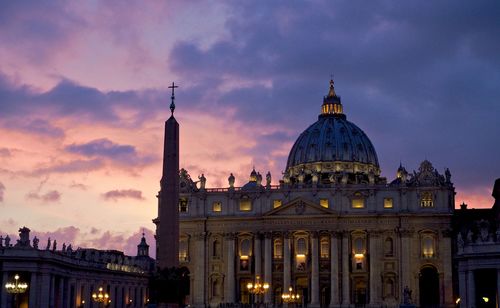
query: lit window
212 201 222 212
179 239 188 262
296 238 307 255
420 192 434 208
179 198 188 212
320 199 329 208
239 199 252 211
352 198 364 209
320 237 329 258
384 198 393 209
422 236 435 258
273 200 282 209
273 238 283 259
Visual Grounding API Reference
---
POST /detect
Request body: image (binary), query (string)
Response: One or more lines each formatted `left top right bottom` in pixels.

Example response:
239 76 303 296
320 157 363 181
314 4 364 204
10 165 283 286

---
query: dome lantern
321 79 344 118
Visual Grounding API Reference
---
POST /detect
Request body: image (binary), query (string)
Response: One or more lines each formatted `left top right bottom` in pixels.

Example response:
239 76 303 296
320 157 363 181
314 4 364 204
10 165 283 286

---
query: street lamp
92 287 110 306
5 274 28 308
247 275 269 306
281 286 300 306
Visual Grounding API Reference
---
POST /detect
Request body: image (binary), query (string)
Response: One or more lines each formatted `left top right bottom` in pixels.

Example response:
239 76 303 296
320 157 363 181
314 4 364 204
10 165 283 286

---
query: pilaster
329 232 340 307
193 232 207 305
341 231 350 307
224 232 236 303
264 232 273 304
310 231 320 307
284 231 292 291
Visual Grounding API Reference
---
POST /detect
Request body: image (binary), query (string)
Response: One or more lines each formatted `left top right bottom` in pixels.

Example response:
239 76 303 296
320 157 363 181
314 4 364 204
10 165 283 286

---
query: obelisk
157 82 180 269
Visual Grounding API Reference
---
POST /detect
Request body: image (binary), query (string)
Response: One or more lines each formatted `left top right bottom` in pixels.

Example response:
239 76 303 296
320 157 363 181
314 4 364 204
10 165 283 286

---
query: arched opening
320 285 330 307
419 265 439 308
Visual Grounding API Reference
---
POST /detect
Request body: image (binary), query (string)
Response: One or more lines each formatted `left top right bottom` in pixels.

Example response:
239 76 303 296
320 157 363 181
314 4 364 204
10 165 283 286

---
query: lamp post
281 286 301 307
91 287 110 307
246 275 270 307
5 274 28 308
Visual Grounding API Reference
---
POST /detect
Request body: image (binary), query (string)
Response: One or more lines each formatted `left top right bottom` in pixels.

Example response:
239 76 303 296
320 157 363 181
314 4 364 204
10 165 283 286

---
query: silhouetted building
0 227 154 307
157 80 457 307
453 179 500 308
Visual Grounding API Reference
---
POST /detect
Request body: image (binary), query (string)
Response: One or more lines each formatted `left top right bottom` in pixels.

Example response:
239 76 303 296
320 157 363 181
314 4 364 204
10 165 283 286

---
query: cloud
26 190 61 203
0 148 11 157
0 182 5 202
69 182 88 190
65 138 155 165
32 159 104 176
102 189 145 202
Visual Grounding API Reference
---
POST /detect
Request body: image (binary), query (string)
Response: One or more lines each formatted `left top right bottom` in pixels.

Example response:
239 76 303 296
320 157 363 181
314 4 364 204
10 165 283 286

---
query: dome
284 80 380 184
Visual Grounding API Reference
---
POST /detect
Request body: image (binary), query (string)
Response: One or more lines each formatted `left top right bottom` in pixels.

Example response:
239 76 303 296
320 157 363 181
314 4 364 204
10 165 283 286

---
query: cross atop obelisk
168 82 179 116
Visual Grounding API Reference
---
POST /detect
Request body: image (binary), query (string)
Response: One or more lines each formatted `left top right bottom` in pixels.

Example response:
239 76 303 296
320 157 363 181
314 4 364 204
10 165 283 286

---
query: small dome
285 79 380 181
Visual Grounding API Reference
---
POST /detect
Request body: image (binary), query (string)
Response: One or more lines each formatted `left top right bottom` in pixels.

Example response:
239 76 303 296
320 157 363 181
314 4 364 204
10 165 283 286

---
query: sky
1 1 499 257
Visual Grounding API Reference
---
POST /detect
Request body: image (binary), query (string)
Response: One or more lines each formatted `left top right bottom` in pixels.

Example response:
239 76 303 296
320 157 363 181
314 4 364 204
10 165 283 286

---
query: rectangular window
320 199 329 208
212 201 222 212
179 198 188 212
239 199 252 211
320 237 329 258
273 199 282 209
420 192 434 208
352 198 365 209
179 240 188 262
384 198 393 209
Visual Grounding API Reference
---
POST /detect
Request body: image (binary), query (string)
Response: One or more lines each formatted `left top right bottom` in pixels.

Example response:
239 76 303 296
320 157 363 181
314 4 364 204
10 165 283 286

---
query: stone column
341 231 350 306
284 232 292 291
369 231 381 306
497 269 500 308
193 232 207 306
224 232 236 303
264 232 273 304
467 270 475 308
255 232 262 278
29 272 38 307
1 272 8 308
399 229 412 304
40 273 51 308
458 270 467 308
330 232 340 307
311 232 320 307
441 230 454 306
49 274 56 308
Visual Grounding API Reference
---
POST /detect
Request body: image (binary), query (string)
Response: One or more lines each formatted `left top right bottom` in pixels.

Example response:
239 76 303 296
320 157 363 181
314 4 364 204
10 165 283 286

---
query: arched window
320 237 329 258
213 239 221 258
352 192 365 209
354 238 364 254
384 237 393 257
273 238 283 259
179 239 188 262
240 238 251 257
296 237 307 255
422 235 435 258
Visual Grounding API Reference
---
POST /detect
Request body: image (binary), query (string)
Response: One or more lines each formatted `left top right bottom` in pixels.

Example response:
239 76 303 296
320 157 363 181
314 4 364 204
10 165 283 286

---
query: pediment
263 197 333 216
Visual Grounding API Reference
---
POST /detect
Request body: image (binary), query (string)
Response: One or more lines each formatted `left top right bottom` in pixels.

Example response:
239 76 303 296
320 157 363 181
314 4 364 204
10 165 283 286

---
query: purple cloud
102 189 145 202
26 190 61 203
32 159 104 176
0 148 11 157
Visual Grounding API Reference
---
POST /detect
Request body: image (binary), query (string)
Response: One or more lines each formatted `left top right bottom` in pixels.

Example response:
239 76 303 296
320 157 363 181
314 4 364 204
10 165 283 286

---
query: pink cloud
0 181 5 202
102 189 145 202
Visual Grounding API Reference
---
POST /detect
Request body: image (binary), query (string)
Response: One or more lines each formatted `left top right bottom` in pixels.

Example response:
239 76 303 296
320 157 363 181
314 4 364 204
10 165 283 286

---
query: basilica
167 80 457 307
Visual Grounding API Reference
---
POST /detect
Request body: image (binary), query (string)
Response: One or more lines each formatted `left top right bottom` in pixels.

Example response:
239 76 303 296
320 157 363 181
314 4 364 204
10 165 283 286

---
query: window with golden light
420 192 434 208
273 199 282 209
212 201 222 212
320 198 329 208
239 199 252 211
273 238 283 259
384 198 393 209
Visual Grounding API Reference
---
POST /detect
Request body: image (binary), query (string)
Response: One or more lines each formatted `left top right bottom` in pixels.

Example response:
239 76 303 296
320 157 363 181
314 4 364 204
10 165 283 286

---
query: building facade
453 179 500 308
164 80 456 307
0 227 154 308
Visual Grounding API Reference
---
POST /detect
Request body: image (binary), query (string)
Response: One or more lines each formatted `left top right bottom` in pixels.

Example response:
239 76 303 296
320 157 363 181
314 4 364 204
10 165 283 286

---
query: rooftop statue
33 236 39 249
228 173 235 188
198 174 206 190
266 171 272 187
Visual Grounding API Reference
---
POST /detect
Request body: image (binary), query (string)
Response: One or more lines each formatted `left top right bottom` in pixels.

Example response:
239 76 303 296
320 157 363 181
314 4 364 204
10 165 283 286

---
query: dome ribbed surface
286 116 379 170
